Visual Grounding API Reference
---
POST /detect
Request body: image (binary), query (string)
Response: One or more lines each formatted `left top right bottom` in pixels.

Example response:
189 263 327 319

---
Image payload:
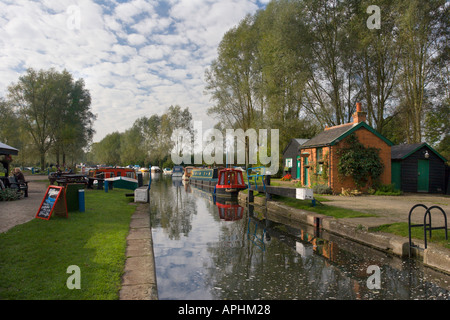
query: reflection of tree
150 177 196 240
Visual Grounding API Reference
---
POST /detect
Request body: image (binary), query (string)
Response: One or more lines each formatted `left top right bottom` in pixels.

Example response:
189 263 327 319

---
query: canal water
148 174 450 300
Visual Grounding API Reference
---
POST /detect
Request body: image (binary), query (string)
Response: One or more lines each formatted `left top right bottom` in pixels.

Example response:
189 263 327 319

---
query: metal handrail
246 166 267 192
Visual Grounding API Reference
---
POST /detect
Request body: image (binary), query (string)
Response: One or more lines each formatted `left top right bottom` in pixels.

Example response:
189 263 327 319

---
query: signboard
36 186 68 220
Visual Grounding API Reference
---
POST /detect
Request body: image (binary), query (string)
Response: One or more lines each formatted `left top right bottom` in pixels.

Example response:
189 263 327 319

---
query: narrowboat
105 176 138 190
189 168 218 191
182 166 194 181
88 167 137 179
172 165 184 177
215 168 247 197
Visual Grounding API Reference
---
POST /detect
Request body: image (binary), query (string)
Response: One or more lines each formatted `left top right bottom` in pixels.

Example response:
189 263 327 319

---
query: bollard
78 189 85 212
105 179 108 193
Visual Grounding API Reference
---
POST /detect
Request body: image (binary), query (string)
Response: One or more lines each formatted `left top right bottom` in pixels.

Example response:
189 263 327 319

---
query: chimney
352 102 366 124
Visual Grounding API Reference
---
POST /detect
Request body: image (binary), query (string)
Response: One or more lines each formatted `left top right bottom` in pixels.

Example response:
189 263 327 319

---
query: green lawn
0 189 136 300
370 223 450 250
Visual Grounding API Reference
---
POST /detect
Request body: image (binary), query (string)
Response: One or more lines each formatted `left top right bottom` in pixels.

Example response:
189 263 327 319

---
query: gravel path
0 175 49 233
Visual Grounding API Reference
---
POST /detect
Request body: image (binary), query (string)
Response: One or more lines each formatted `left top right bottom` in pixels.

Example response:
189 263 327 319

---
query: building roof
300 121 393 149
391 143 447 162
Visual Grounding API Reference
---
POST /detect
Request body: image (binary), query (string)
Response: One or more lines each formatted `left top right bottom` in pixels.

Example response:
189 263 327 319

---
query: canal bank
238 192 450 275
120 202 158 300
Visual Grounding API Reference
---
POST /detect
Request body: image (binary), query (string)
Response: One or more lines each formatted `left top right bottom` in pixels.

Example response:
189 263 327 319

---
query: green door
303 157 309 186
417 160 429 192
296 157 301 179
391 161 401 190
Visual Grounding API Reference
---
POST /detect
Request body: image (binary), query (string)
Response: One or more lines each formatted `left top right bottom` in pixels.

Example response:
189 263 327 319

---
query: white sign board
296 188 314 200
134 186 149 203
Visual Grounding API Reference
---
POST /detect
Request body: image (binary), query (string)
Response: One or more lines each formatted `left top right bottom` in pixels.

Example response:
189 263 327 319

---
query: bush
0 188 22 201
312 183 332 195
374 183 402 196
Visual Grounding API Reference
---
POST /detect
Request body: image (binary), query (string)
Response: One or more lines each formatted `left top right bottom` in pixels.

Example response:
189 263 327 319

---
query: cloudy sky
0 0 268 142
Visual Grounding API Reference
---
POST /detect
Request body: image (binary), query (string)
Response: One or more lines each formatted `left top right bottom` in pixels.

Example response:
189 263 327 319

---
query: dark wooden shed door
417 160 429 192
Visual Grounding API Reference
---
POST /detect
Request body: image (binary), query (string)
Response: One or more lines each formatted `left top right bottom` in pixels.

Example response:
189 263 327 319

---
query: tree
395 0 448 143
7 68 95 169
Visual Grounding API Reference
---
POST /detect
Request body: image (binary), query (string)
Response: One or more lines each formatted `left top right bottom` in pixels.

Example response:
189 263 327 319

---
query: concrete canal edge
119 203 158 300
238 193 450 275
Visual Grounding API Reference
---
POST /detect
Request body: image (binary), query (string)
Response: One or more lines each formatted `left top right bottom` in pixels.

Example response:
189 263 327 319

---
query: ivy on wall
337 134 384 189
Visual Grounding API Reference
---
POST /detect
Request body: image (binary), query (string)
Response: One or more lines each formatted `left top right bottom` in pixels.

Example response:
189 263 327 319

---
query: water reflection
149 176 450 300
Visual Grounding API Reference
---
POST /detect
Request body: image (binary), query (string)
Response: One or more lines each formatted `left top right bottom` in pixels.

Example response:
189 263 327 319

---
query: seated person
13 167 26 183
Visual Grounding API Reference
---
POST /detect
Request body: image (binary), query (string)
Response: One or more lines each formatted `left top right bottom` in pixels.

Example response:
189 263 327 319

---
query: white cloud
0 0 267 142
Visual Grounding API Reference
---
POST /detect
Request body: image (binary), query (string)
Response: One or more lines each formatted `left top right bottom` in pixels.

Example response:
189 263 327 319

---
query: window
285 158 293 168
316 148 323 162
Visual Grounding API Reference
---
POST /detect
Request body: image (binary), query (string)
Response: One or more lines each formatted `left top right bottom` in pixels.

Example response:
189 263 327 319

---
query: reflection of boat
163 168 173 175
172 177 183 187
215 168 247 197
88 167 137 179
216 198 244 221
105 176 138 190
189 168 218 191
182 166 194 181
151 166 161 173
172 165 183 177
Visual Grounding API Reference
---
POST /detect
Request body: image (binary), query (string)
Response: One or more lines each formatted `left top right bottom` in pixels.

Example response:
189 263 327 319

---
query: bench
8 176 28 197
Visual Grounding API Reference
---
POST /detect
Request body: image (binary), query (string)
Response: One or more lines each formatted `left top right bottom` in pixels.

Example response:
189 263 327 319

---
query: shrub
0 188 22 201
374 183 402 196
312 183 332 195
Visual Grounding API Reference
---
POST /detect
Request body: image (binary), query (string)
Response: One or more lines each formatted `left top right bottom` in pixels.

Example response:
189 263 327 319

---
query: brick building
299 103 393 193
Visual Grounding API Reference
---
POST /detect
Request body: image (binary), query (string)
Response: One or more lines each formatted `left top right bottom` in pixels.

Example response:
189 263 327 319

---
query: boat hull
105 176 138 190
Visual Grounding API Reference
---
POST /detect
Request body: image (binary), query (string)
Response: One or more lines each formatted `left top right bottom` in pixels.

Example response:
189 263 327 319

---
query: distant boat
163 168 173 175
182 166 194 181
105 176 138 190
215 168 247 197
172 165 184 177
140 167 149 172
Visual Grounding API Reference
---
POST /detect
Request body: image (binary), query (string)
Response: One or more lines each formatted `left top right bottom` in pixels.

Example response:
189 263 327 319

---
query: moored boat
215 168 247 197
88 167 137 179
151 166 161 173
105 176 138 190
189 168 218 191
172 165 183 177
163 168 173 175
182 166 194 181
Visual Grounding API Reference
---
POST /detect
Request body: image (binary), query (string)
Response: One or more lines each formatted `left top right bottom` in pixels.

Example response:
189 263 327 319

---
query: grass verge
0 188 136 300
370 223 450 250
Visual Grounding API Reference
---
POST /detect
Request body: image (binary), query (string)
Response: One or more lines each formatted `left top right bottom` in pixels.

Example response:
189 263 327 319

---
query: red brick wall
301 127 391 194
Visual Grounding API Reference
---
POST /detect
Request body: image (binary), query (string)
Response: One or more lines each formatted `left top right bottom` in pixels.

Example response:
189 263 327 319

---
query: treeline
205 0 449 159
88 105 193 168
0 68 96 169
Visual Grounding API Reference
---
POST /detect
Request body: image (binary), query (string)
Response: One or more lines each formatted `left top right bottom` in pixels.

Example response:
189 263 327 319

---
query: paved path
320 193 450 229
0 175 48 233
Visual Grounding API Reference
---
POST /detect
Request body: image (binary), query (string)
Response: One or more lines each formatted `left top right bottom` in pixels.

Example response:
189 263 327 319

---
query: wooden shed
282 138 309 179
391 143 447 193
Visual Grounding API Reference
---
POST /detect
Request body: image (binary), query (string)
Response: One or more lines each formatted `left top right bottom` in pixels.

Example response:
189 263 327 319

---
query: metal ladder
408 204 448 257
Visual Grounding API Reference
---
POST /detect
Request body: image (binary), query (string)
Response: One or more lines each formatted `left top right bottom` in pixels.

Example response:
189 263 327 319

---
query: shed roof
300 121 393 149
391 143 447 162
283 138 309 154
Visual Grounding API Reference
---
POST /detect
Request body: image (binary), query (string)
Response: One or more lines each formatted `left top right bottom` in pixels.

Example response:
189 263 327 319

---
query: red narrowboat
215 168 247 197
